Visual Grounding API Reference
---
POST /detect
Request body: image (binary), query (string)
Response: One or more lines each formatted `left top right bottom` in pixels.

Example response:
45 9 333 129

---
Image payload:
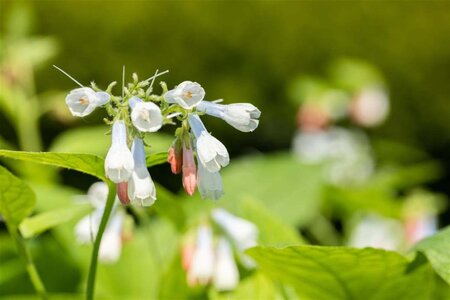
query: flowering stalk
86 182 116 300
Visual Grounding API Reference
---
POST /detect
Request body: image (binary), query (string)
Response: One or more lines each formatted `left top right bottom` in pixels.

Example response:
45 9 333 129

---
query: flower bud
168 140 183 174
350 88 389 127
65 87 110 117
182 144 197 196
164 81 205 109
117 182 130 205
104 120 135 183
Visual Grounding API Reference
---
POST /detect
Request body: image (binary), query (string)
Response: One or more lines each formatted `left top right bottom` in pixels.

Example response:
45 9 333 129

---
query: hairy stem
86 182 116 300
6 223 47 299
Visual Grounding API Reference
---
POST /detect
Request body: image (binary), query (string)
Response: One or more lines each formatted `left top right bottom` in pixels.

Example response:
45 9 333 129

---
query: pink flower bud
117 182 130 205
168 144 182 174
182 145 197 196
181 243 195 272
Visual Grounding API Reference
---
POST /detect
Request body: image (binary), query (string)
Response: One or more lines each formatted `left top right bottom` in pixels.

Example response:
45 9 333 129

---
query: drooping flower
65 87 110 117
213 238 240 291
129 96 163 132
188 114 229 173
164 81 205 109
188 225 215 286
168 139 183 174
197 163 223 200
182 144 197 196
127 138 156 206
104 120 135 183
197 101 261 132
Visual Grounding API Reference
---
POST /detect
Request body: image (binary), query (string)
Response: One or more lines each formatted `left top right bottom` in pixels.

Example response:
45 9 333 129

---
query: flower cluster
61 68 260 205
182 209 259 291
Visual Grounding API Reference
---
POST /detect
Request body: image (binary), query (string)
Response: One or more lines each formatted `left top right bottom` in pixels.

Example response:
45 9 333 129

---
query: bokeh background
1 0 450 298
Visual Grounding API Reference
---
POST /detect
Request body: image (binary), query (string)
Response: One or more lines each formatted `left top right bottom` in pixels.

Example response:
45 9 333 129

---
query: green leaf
0 166 36 225
248 245 432 300
219 153 324 227
19 203 93 239
153 183 186 231
415 226 450 285
0 150 106 181
147 152 168 168
239 198 305 246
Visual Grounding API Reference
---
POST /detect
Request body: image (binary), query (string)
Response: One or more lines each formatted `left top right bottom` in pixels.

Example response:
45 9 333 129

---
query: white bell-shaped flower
65 87 110 117
197 101 261 132
351 88 389 127
98 212 124 263
197 163 224 200
129 96 163 132
188 114 229 172
164 81 205 109
213 238 239 291
127 138 156 206
104 120 135 183
212 209 258 251
188 225 215 285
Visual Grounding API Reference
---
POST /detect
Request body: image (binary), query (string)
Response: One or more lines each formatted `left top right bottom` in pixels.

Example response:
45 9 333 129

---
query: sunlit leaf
0 166 35 225
19 203 93 239
0 150 106 181
248 245 432 300
415 226 450 285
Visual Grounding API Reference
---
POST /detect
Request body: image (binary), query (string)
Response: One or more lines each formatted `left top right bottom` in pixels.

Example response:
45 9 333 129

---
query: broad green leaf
147 152 168 168
0 150 106 181
248 245 432 300
0 166 35 225
415 226 450 284
209 272 279 300
19 203 93 238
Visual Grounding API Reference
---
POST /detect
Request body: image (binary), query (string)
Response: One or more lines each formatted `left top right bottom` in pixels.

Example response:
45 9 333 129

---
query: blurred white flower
104 120 135 183
129 96 163 132
351 88 389 127
65 87 110 117
98 212 124 263
197 163 223 200
212 209 258 267
348 214 404 251
197 101 261 132
74 182 124 263
213 238 239 291
127 138 156 206
188 225 215 286
188 114 229 172
164 81 205 109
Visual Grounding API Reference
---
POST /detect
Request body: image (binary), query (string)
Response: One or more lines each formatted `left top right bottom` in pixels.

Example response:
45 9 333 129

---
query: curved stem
6 223 47 299
86 182 116 300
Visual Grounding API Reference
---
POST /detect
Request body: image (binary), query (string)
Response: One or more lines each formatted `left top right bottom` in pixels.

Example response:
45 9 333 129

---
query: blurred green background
1 0 450 298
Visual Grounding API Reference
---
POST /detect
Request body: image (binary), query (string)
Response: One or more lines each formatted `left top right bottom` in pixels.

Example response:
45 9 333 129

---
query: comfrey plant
182 209 259 291
57 66 261 204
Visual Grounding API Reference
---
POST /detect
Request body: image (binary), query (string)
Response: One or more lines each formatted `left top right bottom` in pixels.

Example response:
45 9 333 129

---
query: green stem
86 182 116 300
6 223 47 299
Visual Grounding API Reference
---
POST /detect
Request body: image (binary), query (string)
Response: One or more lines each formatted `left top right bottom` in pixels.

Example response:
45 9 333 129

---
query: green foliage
415 226 450 285
0 150 106 181
0 165 35 225
19 203 93 239
248 245 432 300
